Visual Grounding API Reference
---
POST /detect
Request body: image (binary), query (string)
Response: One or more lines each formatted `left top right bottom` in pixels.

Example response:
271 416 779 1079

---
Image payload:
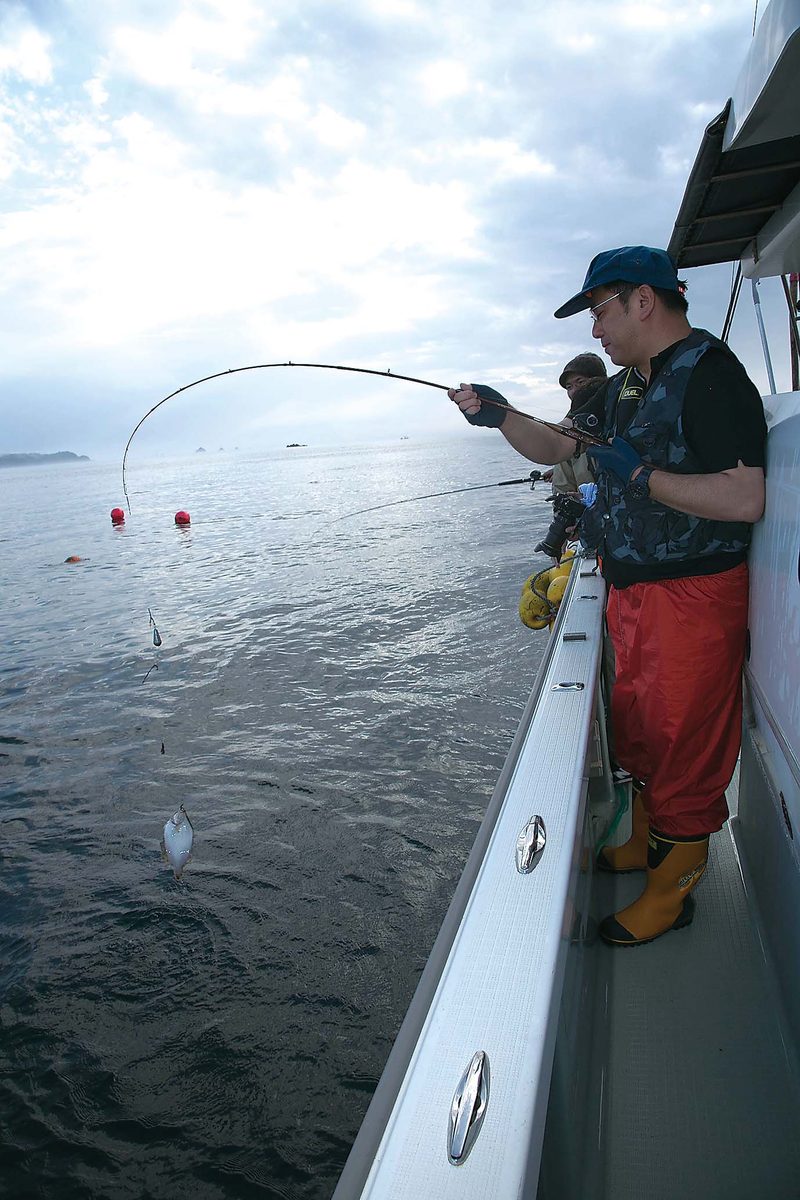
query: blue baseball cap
554 246 681 319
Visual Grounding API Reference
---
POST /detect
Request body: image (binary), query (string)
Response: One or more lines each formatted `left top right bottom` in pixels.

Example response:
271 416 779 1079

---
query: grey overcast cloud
0 0 784 460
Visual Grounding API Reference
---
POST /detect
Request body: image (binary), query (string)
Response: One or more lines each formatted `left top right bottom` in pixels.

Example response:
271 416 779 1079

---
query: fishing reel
571 411 601 434
535 491 586 559
528 470 543 490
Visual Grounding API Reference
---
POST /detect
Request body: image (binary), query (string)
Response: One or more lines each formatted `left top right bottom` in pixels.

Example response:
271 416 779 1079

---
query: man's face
588 285 639 366
562 373 593 403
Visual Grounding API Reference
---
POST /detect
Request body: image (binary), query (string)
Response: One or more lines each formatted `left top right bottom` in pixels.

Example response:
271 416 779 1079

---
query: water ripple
0 442 551 1198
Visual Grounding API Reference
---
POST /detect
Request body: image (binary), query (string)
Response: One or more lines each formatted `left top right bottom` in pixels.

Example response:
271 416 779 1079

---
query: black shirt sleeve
682 349 767 471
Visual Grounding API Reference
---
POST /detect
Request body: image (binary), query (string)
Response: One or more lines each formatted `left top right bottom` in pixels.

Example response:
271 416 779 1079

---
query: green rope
595 783 630 854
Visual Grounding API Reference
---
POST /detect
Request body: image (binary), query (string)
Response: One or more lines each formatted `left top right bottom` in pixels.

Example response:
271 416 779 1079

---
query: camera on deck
534 492 586 559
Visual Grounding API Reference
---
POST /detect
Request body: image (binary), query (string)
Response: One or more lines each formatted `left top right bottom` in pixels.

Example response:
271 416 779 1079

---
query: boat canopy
668 0 800 278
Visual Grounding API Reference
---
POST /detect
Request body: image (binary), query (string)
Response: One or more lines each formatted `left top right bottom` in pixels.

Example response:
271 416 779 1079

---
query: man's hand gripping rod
468 393 606 447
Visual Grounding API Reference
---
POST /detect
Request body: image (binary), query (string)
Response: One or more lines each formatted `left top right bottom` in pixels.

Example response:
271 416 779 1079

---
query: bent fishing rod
121 362 605 512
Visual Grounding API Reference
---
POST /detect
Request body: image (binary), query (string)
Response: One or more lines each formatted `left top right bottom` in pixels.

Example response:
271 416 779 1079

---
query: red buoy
111 507 125 524
175 510 191 525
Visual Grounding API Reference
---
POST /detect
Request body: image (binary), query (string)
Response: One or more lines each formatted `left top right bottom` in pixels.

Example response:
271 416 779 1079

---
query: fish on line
161 804 194 880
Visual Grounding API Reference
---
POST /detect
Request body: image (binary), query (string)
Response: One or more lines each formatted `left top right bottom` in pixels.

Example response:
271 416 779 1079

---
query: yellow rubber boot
599 830 709 947
597 787 649 873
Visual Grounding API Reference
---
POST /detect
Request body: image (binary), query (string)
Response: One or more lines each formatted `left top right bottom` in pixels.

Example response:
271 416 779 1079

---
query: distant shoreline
0 451 90 469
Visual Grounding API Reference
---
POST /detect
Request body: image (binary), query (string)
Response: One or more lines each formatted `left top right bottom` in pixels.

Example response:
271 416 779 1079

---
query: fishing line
149 609 163 646
780 273 800 364
140 609 163 686
121 363 589 760
121 361 603 511
721 264 743 343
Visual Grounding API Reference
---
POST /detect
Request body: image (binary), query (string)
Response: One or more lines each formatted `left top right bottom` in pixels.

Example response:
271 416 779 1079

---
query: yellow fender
552 556 574 580
519 588 551 629
519 552 578 630
530 567 555 598
546 574 568 605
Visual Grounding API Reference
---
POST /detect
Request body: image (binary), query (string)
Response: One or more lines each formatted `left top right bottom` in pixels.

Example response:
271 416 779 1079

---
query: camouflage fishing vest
595 329 752 567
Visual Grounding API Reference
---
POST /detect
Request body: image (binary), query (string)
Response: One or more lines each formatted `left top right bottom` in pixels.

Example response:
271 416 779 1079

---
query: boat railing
333 552 610 1198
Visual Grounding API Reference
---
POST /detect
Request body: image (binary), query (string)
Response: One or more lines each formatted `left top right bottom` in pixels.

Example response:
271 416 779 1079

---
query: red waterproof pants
606 562 749 838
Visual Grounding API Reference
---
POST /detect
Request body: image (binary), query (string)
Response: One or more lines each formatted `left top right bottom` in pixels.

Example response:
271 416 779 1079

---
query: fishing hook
121 362 604 512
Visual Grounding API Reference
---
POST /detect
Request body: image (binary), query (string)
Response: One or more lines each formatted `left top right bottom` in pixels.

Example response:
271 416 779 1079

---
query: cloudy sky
0 0 787 459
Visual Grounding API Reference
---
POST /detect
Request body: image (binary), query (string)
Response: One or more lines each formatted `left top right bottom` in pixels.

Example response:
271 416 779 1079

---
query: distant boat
285 442 307 448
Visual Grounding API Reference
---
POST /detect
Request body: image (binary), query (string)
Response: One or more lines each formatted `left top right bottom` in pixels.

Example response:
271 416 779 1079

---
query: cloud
0 7 52 84
0 0 786 456
0 114 479 360
417 59 471 104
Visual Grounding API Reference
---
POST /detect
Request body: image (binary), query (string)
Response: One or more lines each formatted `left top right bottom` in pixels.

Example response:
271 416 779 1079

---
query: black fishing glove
464 384 512 428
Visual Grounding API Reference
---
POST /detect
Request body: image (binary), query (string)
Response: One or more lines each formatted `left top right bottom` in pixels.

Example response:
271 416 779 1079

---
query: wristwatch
628 465 654 500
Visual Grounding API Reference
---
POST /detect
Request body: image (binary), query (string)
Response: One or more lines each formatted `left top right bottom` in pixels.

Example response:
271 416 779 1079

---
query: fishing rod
121 362 604 511
329 470 544 524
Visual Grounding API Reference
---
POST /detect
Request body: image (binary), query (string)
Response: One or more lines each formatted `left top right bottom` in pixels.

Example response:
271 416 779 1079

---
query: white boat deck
592 817 800 1200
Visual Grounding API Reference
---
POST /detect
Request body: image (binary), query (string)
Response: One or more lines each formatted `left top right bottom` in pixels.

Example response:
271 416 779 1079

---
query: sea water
0 438 552 1200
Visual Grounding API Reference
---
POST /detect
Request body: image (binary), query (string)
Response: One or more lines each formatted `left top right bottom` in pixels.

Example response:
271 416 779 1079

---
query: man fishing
450 245 767 947
547 352 607 494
